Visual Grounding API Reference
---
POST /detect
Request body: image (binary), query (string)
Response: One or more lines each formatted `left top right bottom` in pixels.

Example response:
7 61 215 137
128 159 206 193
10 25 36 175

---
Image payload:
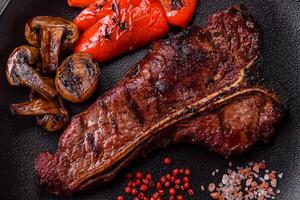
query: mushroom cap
25 16 79 51
6 45 40 86
55 53 100 103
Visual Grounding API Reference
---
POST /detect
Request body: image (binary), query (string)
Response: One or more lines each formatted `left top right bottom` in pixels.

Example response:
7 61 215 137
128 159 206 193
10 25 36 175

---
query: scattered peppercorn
146 173 152 180
116 195 124 200
175 179 181 185
156 182 162 189
120 159 196 199
125 186 131 194
173 169 179 176
140 184 148 192
131 188 138 196
188 189 195 196
142 178 149 184
165 181 171 188
170 176 176 182
180 169 185 174
164 157 172 165
182 176 189 183
126 173 133 179
149 180 155 188
184 169 191 176
161 176 167 183
184 182 190 189
138 192 145 199
136 172 143 179
127 180 133 187
135 179 142 186
159 189 165 196
166 173 172 180
169 188 176 195
177 195 184 200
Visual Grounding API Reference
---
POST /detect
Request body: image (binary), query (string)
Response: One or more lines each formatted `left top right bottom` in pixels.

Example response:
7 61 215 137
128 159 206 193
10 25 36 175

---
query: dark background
0 0 299 199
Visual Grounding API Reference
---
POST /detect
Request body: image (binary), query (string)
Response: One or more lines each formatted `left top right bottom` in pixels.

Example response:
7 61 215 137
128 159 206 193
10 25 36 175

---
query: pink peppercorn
169 188 176 195
136 172 143 179
117 196 124 200
164 157 172 165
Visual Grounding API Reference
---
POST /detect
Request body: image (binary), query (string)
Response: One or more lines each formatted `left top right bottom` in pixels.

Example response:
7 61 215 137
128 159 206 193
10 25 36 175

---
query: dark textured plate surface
0 0 299 199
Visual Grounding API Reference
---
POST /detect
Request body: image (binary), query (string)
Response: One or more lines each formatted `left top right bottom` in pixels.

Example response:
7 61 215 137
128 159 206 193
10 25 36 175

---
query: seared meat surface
35 6 283 195
174 89 283 156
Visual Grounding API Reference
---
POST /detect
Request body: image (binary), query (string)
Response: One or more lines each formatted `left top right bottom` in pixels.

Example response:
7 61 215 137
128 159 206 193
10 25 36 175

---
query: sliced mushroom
25 16 79 74
6 45 58 99
32 78 69 132
10 99 60 116
11 78 69 132
55 53 100 103
35 98 69 132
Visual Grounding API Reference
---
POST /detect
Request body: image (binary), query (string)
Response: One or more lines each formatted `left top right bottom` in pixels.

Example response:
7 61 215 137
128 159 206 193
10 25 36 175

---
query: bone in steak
35 5 284 195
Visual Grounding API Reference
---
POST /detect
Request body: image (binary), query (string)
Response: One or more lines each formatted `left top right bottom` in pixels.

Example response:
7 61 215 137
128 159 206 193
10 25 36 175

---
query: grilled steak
35 6 283 195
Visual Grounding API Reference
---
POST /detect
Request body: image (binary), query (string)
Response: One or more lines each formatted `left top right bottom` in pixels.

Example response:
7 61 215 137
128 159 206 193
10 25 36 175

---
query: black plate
0 0 299 199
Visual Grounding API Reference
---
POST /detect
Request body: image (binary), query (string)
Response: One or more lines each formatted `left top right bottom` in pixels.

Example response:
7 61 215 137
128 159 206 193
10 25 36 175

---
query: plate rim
0 0 12 17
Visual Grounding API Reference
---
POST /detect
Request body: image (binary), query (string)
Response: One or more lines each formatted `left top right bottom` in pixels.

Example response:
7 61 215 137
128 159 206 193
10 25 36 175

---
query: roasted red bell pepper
74 0 197 31
73 0 109 31
159 0 197 27
68 0 96 8
74 0 169 62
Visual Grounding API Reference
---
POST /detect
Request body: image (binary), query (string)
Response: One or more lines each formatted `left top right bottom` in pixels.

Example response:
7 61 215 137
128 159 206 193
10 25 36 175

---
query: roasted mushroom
10 99 60 116
25 16 79 74
55 53 100 103
10 78 69 132
6 45 58 99
33 78 69 132
35 100 69 132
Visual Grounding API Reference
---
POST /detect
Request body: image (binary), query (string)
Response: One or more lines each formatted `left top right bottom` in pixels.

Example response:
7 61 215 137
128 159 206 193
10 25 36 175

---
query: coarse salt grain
271 179 277 187
222 174 229 184
264 174 269 180
276 189 281 194
208 161 282 200
201 185 205 191
208 183 216 192
253 164 260 173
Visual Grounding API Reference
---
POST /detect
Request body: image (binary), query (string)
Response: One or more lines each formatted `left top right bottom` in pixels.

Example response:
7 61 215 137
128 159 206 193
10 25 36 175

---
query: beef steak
35 5 283 195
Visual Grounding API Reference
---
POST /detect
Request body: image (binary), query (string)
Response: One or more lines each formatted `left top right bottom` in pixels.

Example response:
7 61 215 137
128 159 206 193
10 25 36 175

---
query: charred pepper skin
74 0 169 62
73 0 197 30
68 0 96 8
159 0 198 28
73 0 107 31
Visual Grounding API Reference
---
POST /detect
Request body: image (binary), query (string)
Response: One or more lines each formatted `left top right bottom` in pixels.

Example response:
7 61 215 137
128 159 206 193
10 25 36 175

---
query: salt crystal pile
208 161 283 200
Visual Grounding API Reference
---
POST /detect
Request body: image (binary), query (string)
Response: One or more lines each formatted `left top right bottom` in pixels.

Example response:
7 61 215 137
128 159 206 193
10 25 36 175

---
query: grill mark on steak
35 6 283 195
124 86 145 124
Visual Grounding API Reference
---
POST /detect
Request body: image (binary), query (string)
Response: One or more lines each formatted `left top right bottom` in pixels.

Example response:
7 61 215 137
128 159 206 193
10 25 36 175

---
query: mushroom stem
14 63 58 99
6 46 58 99
31 77 70 132
10 98 60 116
25 16 79 74
41 28 64 73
